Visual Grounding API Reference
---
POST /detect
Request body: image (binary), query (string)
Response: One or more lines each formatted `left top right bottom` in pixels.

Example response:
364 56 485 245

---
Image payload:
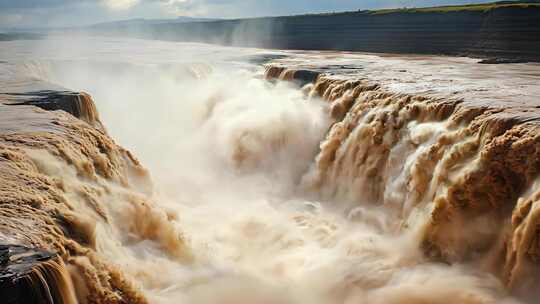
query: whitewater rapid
2 36 540 304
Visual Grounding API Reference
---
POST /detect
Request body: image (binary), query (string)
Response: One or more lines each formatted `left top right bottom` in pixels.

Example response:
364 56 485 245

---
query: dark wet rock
478 58 530 64
0 245 63 304
291 70 321 86
263 66 321 86
2 90 103 130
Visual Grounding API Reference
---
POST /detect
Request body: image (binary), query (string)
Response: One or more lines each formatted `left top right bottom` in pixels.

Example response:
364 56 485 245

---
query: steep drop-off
1 39 540 303
266 65 540 298
1 245 78 304
0 90 191 303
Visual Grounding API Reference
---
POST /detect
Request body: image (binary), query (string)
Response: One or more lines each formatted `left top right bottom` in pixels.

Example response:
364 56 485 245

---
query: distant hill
0 32 44 41
90 16 218 29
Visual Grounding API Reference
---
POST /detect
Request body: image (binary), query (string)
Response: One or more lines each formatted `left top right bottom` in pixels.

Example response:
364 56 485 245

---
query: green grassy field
300 1 540 17
372 1 540 14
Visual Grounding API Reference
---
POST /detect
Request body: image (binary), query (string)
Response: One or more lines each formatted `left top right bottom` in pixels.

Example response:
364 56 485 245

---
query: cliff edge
265 60 540 298
90 1 540 61
0 84 192 303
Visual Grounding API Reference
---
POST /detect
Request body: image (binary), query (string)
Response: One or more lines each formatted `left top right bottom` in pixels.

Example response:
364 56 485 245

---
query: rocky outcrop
0 245 78 304
3 90 103 130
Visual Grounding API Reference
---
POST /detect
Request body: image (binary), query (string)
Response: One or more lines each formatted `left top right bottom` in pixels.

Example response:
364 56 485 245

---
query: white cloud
157 0 201 16
102 0 139 10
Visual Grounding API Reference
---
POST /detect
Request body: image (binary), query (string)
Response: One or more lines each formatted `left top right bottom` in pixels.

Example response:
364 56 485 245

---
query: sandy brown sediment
0 92 191 303
1 51 539 302
266 64 540 297
501 179 540 297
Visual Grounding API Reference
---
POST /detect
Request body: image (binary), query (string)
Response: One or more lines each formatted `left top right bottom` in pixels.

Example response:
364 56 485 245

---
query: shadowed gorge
0 36 540 304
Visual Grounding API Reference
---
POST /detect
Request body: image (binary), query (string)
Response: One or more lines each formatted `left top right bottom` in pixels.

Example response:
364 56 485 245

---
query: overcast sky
0 0 494 29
